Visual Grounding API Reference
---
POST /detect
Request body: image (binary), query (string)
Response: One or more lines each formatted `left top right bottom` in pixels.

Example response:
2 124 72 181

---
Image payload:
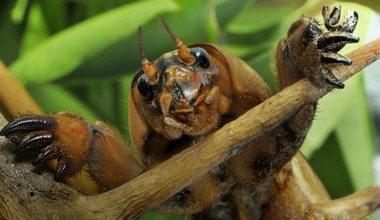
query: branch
0 38 379 219
0 62 43 119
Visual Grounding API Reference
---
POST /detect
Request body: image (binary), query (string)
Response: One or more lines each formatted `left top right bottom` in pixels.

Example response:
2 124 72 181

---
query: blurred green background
0 0 379 219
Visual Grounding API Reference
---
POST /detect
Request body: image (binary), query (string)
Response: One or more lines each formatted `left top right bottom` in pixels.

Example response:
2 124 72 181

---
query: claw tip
326 79 345 89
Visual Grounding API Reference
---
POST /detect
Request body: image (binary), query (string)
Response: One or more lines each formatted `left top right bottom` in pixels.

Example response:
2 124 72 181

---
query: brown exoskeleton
1 5 378 219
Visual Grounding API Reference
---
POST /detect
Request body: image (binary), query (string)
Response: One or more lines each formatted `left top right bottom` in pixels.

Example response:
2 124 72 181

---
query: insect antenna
138 26 158 84
160 17 195 65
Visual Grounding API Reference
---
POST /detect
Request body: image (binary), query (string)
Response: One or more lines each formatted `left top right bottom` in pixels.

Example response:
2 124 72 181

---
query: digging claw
15 131 54 154
323 5 358 33
0 115 63 166
0 116 55 134
0 116 55 143
322 67 345 89
0 113 92 179
55 160 68 181
313 5 359 89
323 6 340 26
32 143 61 165
321 52 352 66
317 32 359 52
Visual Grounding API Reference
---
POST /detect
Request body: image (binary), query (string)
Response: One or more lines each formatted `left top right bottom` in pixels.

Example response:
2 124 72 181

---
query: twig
0 61 43 119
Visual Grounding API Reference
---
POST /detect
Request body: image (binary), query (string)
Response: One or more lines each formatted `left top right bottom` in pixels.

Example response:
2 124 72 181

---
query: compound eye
190 47 210 68
137 74 154 99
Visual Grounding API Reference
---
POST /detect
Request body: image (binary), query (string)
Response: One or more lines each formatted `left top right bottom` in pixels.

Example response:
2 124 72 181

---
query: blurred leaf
59 0 216 82
19 2 50 54
301 79 356 157
308 133 355 198
28 83 99 122
214 0 249 29
219 1 309 93
309 76 376 198
70 80 121 125
247 51 277 91
341 0 380 12
335 76 375 190
0 0 27 64
116 74 134 135
225 4 299 34
221 36 273 58
10 0 179 84
35 0 65 33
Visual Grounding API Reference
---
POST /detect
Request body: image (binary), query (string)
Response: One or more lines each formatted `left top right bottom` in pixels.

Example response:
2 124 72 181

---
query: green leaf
0 0 25 64
35 0 65 33
308 76 376 198
57 0 217 82
308 133 355 198
19 2 50 54
301 79 356 157
247 50 277 92
214 0 249 29
27 83 99 122
341 0 380 12
117 74 134 136
225 4 299 34
10 0 179 84
221 40 272 59
335 76 375 190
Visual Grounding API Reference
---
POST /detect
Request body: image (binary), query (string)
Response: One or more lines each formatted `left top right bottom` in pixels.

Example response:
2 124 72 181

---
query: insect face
157 47 218 113
136 46 220 138
134 21 223 139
